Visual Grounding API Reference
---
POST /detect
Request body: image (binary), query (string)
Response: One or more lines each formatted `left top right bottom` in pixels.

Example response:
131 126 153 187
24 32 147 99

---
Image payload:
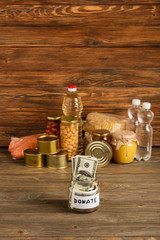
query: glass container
60 115 78 160
46 114 61 136
111 130 137 164
92 129 111 143
68 180 99 213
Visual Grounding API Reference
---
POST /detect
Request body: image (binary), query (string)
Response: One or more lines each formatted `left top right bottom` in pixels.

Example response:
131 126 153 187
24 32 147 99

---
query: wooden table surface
0 147 159 239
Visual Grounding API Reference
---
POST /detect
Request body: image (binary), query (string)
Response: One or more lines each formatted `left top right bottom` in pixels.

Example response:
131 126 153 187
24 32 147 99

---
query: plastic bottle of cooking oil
62 85 83 154
128 99 141 132
135 102 154 161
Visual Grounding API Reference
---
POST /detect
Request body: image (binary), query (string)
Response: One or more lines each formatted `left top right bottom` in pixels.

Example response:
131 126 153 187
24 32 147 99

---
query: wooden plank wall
0 0 160 146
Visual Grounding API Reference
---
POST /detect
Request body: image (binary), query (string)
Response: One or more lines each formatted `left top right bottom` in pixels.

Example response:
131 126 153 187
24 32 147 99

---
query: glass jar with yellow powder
111 130 138 164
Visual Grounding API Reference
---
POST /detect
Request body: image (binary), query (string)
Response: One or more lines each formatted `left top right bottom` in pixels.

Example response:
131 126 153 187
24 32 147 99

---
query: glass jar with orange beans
46 114 61 136
60 116 78 161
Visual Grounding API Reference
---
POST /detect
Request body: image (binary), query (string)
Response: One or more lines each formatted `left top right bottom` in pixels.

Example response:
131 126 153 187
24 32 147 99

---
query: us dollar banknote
71 156 76 177
74 155 98 181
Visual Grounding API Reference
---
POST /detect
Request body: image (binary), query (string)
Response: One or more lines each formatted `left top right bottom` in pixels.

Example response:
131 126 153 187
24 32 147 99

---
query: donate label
72 193 99 209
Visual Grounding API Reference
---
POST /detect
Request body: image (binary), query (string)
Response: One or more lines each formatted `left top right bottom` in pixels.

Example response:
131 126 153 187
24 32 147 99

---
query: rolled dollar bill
74 155 98 182
71 156 76 177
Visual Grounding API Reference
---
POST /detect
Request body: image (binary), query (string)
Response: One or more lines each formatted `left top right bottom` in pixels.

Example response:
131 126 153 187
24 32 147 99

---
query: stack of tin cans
24 135 68 169
24 112 113 169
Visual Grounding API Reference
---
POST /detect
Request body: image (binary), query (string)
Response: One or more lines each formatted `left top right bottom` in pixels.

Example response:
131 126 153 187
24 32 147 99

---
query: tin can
37 135 60 155
46 150 68 169
24 148 44 167
85 141 112 167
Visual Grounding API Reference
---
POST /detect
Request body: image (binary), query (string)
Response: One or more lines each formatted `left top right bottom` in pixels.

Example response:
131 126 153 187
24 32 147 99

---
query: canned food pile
24 135 68 169
23 114 81 168
8 85 153 168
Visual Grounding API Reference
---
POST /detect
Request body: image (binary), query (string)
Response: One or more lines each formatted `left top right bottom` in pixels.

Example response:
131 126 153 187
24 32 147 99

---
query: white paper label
72 193 99 209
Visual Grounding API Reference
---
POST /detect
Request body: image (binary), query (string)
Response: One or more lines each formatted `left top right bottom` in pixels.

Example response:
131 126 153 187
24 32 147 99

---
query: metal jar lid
60 115 78 124
37 135 60 154
46 114 61 121
92 129 110 137
85 141 112 167
24 148 44 167
46 150 68 169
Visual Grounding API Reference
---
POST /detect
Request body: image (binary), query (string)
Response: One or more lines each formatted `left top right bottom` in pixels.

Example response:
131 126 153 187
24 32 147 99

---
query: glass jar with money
69 155 100 213
60 116 79 161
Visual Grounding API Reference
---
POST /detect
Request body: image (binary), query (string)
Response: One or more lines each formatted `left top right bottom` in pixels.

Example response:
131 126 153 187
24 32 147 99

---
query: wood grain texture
0 4 159 26
0 25 160 47
1 0 160 4
0 47 160 71
0 238 157 240
1 71 160 88
0 239 158 240
0 147 159 238
0 1 160 146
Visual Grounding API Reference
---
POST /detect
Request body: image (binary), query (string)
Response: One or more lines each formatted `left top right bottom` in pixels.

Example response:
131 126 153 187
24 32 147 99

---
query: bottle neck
133 105 140 108
142 108 150 111
68 89 77 93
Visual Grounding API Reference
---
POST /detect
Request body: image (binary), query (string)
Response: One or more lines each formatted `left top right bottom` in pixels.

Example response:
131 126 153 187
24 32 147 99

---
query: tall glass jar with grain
60 115 78 160
62 85 83 154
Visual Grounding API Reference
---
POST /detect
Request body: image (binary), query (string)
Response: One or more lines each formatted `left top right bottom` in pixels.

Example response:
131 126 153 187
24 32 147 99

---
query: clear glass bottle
60 115 78 161
128 99 141 132
62 85 83 154
136 102 154 161
68 179 99 213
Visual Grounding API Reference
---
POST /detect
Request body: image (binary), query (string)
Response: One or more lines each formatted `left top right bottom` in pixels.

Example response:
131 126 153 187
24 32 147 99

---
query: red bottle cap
68 85 77 92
